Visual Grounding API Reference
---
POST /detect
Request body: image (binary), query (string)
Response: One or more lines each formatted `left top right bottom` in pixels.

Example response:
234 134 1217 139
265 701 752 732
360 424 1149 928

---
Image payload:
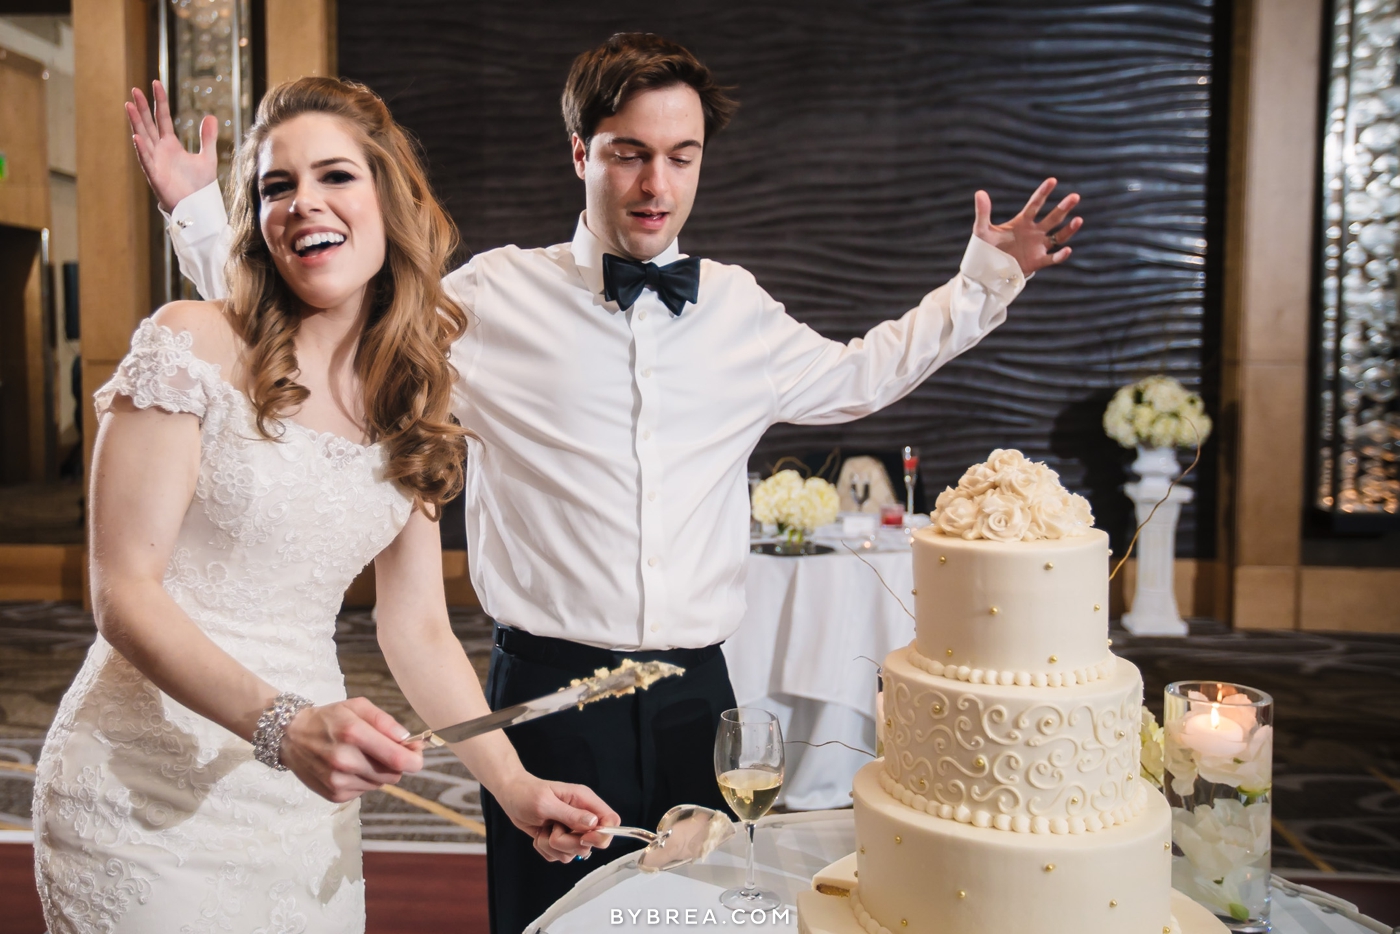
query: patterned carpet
1 602 1397 874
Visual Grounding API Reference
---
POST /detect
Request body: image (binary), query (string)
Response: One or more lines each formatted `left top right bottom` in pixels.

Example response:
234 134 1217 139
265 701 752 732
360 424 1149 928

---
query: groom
130 32 1081 933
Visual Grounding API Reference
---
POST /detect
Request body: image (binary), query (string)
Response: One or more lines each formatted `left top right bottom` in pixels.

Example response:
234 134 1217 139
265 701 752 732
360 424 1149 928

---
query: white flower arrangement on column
1103 375 1212 636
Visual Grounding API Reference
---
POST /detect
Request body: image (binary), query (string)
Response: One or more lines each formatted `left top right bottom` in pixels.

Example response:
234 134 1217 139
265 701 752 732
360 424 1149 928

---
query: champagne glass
850 473 871 512
901 445 921 519
714 708 785 911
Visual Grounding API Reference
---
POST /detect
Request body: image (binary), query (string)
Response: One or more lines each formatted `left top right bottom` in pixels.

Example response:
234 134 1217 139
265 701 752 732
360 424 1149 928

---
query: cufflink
176 218 193 229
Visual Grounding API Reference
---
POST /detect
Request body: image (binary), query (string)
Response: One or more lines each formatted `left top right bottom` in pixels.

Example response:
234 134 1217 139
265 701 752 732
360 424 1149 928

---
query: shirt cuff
166 181 228 242
959 235 1027 304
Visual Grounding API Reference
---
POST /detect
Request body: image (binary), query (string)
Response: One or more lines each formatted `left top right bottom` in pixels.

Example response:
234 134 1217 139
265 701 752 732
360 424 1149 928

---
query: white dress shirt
167 182 1026 650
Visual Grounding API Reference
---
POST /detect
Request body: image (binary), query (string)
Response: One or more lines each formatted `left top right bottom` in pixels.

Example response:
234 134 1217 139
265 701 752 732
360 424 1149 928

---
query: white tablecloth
526 810 1383 934
722 540 915 810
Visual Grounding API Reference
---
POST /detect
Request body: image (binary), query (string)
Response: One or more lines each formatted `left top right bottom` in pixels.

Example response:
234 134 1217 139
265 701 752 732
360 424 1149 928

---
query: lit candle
1179 705 1247 758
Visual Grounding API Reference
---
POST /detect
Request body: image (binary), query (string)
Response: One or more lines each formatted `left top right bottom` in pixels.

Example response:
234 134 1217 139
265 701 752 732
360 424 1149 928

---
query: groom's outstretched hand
496 775 621 863
125 80 219 213
973 177 1083 276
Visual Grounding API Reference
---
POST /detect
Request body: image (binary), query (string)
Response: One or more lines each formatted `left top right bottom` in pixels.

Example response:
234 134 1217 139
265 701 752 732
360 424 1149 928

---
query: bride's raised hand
277 696 425 803
125 80 219 213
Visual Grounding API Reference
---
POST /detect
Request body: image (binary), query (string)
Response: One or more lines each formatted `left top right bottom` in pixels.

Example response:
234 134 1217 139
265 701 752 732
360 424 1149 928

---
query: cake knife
400 659 685 747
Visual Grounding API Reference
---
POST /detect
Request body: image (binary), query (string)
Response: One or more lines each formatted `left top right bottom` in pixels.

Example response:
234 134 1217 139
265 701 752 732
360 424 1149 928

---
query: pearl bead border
907 646 1116 688
877 768 1149 835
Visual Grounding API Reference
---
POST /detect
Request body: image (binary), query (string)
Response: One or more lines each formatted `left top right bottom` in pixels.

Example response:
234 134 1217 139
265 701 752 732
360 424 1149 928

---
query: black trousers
481 624 738 934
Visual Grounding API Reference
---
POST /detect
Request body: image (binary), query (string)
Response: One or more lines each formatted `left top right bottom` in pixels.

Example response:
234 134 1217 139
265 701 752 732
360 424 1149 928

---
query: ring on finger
1047 232 1060 249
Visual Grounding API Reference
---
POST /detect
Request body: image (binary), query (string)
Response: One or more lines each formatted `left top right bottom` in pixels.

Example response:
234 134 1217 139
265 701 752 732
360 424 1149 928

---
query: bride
33 77 615 933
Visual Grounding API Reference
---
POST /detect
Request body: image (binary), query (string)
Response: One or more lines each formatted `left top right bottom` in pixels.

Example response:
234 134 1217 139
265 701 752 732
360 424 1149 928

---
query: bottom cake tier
851 760 1175 934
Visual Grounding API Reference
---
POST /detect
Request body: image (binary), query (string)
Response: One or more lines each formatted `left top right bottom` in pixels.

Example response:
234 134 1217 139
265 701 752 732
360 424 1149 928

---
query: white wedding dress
33 320 414 933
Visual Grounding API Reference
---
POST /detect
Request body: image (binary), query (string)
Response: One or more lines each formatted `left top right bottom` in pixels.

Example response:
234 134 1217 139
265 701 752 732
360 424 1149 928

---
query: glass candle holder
1164 681 1274 933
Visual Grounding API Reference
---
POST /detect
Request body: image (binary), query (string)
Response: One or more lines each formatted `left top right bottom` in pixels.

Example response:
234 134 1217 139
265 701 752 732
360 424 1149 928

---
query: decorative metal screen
1316 0 1400 519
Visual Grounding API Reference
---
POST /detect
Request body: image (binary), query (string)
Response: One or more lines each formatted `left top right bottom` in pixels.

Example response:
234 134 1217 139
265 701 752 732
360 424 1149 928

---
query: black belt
492 623 723 674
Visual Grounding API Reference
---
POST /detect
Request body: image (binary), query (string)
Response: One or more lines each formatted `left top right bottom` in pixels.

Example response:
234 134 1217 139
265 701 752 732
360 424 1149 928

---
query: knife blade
402 659 684 747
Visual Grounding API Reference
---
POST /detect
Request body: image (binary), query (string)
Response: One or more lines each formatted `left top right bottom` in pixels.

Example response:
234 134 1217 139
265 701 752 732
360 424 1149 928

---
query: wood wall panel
337 0 1224 558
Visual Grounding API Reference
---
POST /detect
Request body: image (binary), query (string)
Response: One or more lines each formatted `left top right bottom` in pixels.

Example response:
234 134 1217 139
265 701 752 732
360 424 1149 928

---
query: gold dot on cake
860 846 866 854
990 606 1000 615
1163 842 1171 851
1044 562 1054 570
933 704 944 714
895 835 902 844
939 555 947 564
1110 900 1118 908
946 648 954 657
974 756 985 769
1164 927 1172 933
1069 796 1080 805
1094 603 1101 611
1116 729 1125 739
919 778 928 788
911 589 918 596
1107 638 1114 647
1049 654 1059 664
885 718 893 729
1043 863 1055 872
957 890 967 899
901 921 909 928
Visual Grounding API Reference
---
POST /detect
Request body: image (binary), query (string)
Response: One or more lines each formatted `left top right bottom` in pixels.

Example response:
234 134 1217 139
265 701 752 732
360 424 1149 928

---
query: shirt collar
571 212 684 301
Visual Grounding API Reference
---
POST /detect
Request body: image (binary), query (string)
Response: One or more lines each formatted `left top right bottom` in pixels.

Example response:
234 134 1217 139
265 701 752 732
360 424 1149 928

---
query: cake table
524 811 1383 934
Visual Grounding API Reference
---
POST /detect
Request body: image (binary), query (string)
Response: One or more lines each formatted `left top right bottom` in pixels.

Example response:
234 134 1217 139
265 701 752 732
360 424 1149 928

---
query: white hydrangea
1103 375 1212 450
931 448 1093 542
750 470 840 531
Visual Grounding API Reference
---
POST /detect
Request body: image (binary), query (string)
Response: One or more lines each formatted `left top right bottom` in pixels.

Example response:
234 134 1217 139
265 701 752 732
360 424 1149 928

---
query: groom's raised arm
167 182 233 301
759 180 1082 426
757 234 1024 427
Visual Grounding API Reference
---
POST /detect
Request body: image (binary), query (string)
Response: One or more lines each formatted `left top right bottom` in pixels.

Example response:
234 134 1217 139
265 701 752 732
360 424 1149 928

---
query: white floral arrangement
931 448 1094 542
750 470 840 533
1103 375 1212 449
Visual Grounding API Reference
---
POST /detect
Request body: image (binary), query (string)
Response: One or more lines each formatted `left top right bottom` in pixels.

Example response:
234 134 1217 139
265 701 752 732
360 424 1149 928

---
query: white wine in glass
714 708 784 911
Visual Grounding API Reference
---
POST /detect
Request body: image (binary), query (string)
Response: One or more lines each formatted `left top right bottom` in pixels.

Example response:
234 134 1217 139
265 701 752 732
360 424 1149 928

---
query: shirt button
641 429 652 440
647 491 657 501
648 556 659 567
638 310 648 321
642 368 653 378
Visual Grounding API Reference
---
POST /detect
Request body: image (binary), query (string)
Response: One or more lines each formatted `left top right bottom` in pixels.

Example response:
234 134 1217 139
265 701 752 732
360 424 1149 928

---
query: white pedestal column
1121 445 1192 636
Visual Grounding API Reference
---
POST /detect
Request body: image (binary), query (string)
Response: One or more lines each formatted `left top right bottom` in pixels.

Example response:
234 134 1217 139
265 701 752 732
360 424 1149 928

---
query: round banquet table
722 531 915 810
524 810 1385 933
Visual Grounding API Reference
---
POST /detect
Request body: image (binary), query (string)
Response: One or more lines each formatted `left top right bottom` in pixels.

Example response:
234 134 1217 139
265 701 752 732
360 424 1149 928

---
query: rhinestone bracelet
252 691 313 771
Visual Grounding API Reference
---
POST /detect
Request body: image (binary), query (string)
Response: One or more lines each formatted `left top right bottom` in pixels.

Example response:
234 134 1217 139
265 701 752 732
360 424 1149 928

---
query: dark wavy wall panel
339 1 1223 557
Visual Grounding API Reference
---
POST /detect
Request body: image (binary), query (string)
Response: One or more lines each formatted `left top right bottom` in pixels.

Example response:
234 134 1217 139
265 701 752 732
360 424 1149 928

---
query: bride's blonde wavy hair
224 77 467 517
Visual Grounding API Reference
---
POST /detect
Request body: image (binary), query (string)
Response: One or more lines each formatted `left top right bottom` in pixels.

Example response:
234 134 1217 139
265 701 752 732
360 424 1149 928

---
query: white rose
1142 376 1190 413
1131 404 1156 435
797 477 841 529
956 462 999 496
1148 414 1180 449
1027 491 1077 539
974 489 1032 542
751 470 803 525
1001 462 1042 501
1067 493 1094 527
985 448 1027 477
934 489 981 537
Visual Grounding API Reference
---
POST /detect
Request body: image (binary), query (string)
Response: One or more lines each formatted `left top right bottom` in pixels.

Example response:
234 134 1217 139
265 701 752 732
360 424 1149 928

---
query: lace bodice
94 319 413 692
34 319 414 933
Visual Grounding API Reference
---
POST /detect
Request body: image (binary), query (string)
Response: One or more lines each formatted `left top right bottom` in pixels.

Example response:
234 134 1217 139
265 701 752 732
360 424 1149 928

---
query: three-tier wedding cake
798 449 1216 934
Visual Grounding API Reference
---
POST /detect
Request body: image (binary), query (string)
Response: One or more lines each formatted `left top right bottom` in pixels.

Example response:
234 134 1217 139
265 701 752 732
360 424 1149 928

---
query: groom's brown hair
562 33 738 150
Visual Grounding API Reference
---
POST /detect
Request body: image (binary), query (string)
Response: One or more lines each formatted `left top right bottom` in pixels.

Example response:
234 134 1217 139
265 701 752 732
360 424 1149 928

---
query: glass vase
1164 681 1274 933
772 526 815 556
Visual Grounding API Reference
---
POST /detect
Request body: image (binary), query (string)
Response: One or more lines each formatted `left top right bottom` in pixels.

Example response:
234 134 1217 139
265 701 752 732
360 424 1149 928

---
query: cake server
401 659 684 747
592 804 736 872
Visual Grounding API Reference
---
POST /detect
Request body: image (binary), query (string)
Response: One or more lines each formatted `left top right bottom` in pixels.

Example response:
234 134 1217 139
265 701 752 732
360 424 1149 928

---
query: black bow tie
602 253 700 317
